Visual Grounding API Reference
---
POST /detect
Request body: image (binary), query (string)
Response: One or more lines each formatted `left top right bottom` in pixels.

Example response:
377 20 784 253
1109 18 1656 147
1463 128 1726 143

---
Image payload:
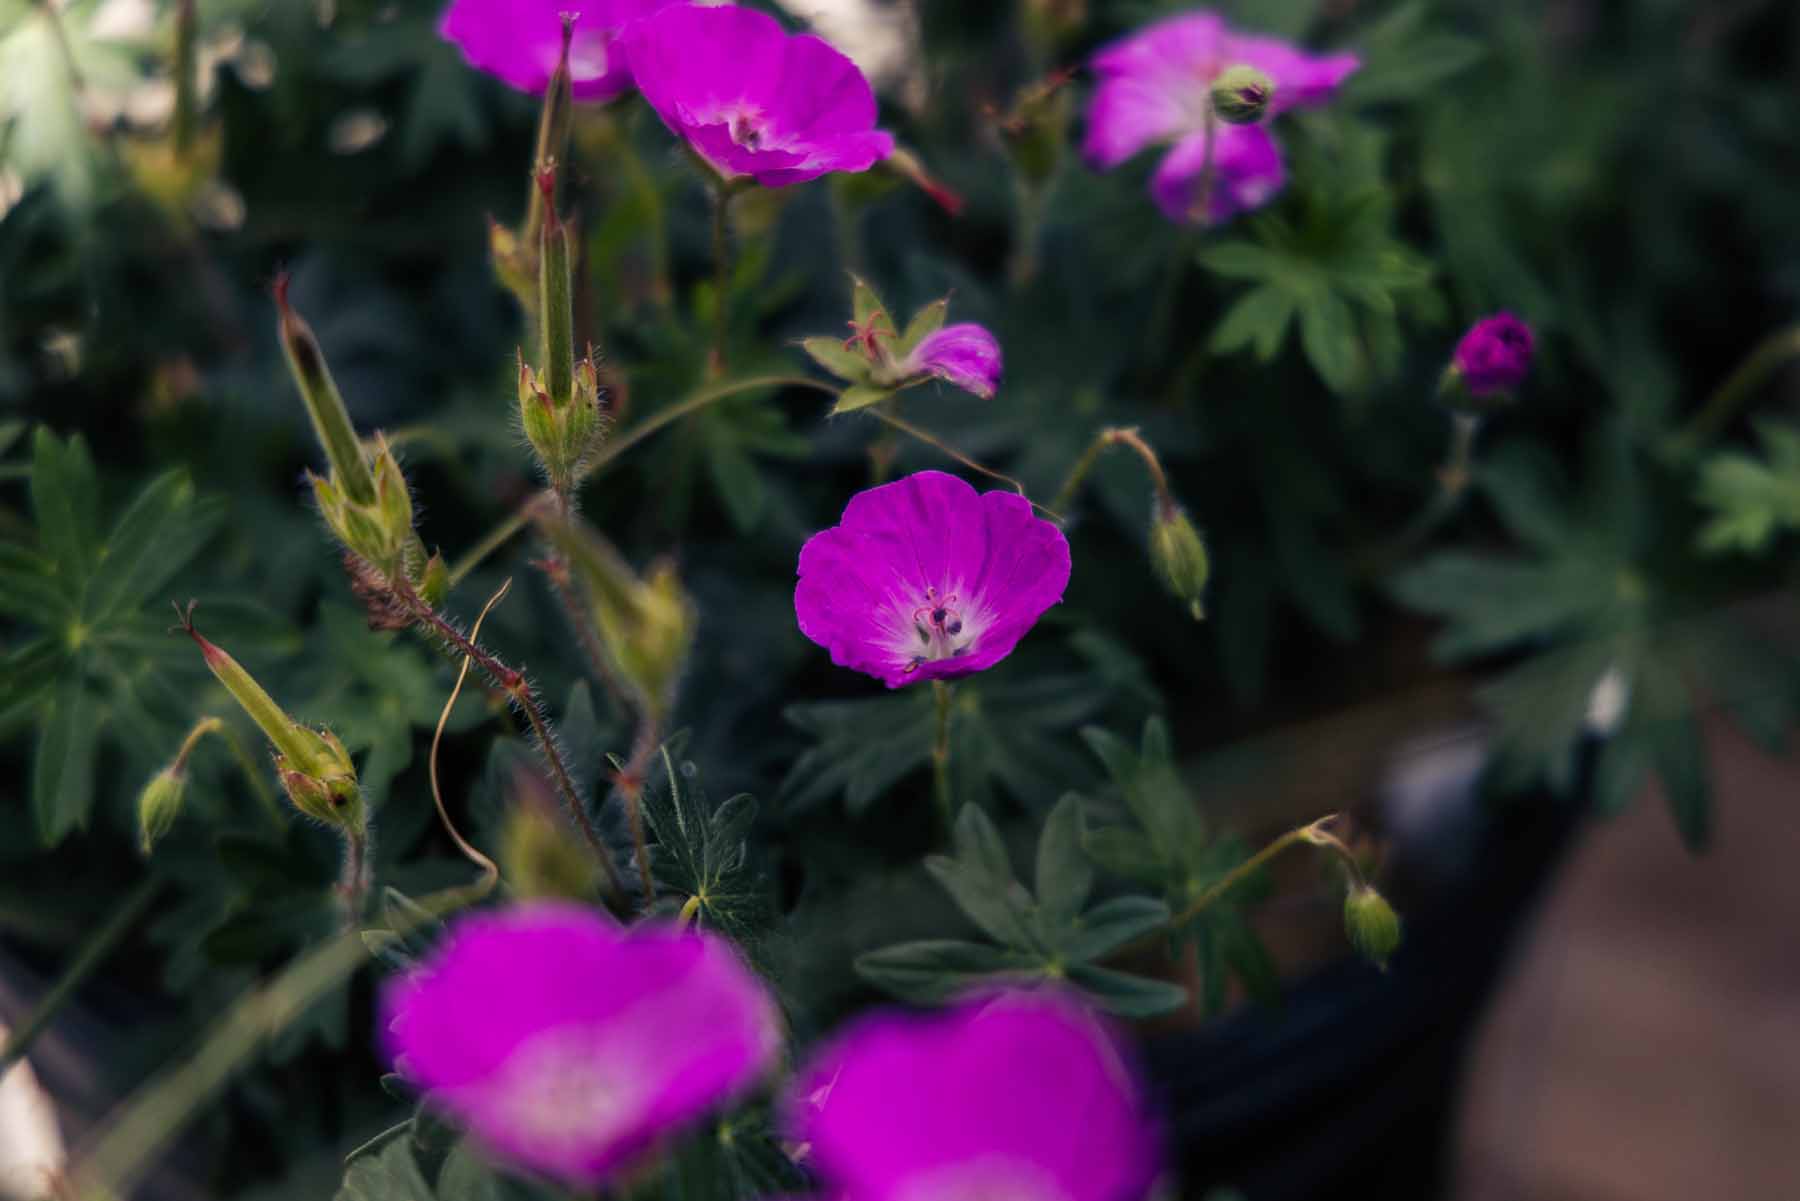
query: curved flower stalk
381 902 782 1185
795 471 1071 689
438 0 682 103
1083 9 1359 224
785 990 1162 1201
804 278 1003 412
620 3 894 187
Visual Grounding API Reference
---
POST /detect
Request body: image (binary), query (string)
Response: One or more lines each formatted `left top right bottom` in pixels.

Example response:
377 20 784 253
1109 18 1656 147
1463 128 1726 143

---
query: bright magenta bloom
380 903 781 1185
437 0 681 102
785 991 1162 1201
795 471 1070 689
620 3 894 186
1083 9 1359 224
1452 312 1535 396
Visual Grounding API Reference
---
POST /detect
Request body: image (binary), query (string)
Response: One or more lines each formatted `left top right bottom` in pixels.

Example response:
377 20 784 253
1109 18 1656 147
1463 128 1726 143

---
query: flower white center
477 1026 644 1162
885 584 989 676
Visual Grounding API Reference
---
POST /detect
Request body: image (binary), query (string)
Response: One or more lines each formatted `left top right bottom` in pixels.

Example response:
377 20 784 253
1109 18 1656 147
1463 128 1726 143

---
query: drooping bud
137 768 187 854
538 516 695 721
177 607 364 833
1439 312 1534 413
1343 884 1402 970
1149 500 1210 620
275 274 377 507
1210 65 1276 125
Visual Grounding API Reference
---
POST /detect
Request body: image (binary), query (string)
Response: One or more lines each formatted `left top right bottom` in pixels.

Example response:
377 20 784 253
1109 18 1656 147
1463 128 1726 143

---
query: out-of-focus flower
438 0 681 102
795 471 1070 688
1449 312 1535 398
620 3 894 186
381 902 782 1185
1083 9 1358 224
785 990 1162 1201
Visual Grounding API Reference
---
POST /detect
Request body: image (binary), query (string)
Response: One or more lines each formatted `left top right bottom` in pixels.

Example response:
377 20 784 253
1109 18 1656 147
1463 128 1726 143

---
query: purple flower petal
1083 9 1358 176
620 3 894 187
904 324 1003 399
1149 122 1285 225
795 471 1070 689
1453 312 1535 396
380 903 781 1185
437 0 682 103
785 990 1163 1201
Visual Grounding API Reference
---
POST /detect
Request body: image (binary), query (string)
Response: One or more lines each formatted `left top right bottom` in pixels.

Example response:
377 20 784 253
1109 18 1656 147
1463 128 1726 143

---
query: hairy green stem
1049 425 1176 518
1670 323 1800 454
869 409 1061 520
931 681 954 838
389 576 626 901
0 877 162 1077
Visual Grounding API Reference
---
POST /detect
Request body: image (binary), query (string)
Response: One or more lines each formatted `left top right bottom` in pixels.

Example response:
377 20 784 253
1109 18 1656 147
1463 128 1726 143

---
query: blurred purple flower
620 3 895 187
785 990 1162 1201
1083 9 1359 224
795 471 1070 689
437 0 681 103
380 903 781 1185
904 324 1003 399
1452 312 1535 396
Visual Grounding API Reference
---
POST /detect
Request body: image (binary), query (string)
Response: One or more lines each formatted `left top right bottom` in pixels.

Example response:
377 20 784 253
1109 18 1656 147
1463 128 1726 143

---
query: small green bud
1150 500 1210 620
500 767 599 901
137 767 187 855
1344 885 1402 970
417 551 450 609
541 517 695 720
1210 65 1276 125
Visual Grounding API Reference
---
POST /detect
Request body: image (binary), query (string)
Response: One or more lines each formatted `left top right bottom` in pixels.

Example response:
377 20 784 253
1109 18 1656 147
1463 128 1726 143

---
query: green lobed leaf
854 939 1041 1006
1065 963 1188 1018
1034 793 1093 932
1061 895 1171 962
32 670 99 846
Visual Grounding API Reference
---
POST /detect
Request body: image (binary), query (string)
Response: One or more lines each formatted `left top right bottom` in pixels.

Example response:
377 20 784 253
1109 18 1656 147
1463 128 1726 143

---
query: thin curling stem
428 580 509 899
1049 425 1176 518
172 715 223 773
387 575 625 901
1169 813 1363 928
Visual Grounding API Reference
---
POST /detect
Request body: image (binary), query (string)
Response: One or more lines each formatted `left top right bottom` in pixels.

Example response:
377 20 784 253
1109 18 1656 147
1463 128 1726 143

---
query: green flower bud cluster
519 172 607 496
180 611 364 835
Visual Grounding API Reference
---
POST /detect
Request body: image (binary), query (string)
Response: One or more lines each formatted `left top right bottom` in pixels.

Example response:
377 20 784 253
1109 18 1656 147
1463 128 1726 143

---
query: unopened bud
137 767 187 855
500 766 599 900
994 71 1074 189
177 608 363 833
275 275 377 506
539 517 695 719
1440 312 1534 413
1150 501 1210 620
1210 65 1275 125
1344 885 1402 970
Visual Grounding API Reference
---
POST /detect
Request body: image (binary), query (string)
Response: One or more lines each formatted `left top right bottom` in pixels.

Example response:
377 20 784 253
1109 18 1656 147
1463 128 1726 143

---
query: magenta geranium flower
1084 9 1359 224
438 0 681 102
619 3 895 187
785 990 1162 1201
1452 312 1535 396
903 324 1003 399
795 471 1071 689
380 903 782 1185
